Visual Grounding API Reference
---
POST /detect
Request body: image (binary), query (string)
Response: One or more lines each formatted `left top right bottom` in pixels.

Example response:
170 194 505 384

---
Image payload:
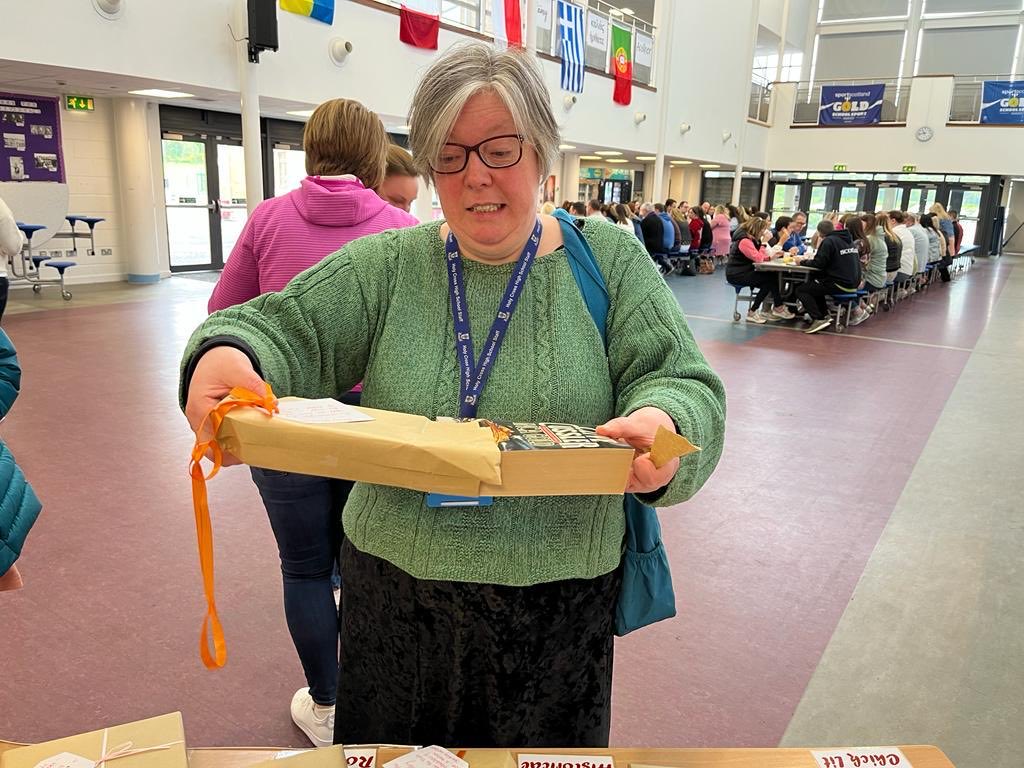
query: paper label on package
276 399 374 424
274 751 309 760
811 747 910 768
383 746 466 768
518 755 614 768
32 753 97 768
345 749 377 768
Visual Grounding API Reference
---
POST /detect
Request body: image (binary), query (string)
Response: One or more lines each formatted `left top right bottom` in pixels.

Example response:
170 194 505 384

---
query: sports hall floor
1 255 1021 768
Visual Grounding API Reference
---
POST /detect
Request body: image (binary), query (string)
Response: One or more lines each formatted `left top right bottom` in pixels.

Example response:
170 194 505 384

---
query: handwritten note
31 753 95 768
383 746 466 768
518 755 614 768
276 399 374 424
811 747 910 768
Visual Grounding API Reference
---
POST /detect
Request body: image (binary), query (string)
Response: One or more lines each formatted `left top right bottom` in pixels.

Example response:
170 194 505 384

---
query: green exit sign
65 95 95 111
902 164 917 172
833 164 847 172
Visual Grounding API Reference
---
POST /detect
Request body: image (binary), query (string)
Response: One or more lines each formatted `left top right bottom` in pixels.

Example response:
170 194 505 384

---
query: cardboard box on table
216 399 647 497
0 713 186 768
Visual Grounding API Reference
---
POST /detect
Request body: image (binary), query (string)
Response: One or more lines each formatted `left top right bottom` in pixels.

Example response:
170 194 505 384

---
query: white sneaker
771 306 796 320
849 309 868 326
290 687 335 747
746 310 767 324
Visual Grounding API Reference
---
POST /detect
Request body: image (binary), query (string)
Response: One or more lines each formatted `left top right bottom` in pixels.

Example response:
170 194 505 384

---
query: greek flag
558 0 584 93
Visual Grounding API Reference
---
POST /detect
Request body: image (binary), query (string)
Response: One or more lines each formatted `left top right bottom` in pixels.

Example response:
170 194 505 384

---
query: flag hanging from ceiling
279 0 334 25
400 1 440 50
611 24 632 105
492 0 523 48
557 0 584 94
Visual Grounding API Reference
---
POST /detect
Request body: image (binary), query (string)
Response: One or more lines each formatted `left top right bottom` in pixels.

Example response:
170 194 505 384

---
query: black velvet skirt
333 537 621 747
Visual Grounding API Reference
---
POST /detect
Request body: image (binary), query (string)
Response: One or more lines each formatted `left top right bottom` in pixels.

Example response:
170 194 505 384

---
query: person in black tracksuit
795 220 862 322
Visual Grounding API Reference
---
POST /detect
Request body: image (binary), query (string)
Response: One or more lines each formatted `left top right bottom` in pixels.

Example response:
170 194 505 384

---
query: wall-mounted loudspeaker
247 0 279 63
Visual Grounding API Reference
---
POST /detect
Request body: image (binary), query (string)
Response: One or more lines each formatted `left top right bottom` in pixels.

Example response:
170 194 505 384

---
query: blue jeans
251 390 361 706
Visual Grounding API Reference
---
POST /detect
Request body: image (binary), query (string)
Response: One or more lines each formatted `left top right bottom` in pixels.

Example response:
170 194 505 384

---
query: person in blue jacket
781 210 807 255
0 329 42 591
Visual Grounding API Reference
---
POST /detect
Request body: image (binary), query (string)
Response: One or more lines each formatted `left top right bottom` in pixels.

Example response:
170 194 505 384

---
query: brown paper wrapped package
217 399 699 497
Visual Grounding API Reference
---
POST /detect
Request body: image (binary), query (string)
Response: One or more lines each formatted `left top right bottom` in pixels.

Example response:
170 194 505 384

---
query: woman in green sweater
180 42 725 747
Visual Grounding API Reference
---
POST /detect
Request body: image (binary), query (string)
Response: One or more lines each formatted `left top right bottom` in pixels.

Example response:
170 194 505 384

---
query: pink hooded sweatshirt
208 176 418 312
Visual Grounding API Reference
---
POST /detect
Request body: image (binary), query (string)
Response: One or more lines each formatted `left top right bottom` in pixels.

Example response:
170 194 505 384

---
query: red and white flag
492 0 522 48
400 0 440 50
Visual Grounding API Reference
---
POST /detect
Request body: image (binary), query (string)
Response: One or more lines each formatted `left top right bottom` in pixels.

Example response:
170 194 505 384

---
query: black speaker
247 0 278 63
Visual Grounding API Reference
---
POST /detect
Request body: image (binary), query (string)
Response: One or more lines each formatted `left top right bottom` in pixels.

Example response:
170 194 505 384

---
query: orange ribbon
189 383 278 669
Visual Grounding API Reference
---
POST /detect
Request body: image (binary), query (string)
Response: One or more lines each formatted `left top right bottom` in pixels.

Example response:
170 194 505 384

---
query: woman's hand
185 346 267 466
596 407 680 495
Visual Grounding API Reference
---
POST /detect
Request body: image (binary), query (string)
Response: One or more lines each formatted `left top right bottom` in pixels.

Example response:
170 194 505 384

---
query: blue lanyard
446 219 542 419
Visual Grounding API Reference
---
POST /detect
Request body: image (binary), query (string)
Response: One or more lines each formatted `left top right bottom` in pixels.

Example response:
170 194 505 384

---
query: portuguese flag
611 25 632 106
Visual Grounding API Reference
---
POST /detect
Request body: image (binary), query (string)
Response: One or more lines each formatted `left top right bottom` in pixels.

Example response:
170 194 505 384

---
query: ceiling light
128 88 195 98
287 109 315 118
579 155 602 160
606 159 629 163
392 124 411 131
699 164 721 168
635 156 656 161
594 150 622 156
559 144 576 150
670 160 692 165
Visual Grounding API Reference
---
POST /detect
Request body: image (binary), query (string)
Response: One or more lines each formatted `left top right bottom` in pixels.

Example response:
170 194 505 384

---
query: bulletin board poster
980 80 1024 124
818 83 884 126
0 92 65 182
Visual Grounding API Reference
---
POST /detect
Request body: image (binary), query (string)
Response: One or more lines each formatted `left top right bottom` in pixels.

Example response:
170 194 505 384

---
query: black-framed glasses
430 134 524 174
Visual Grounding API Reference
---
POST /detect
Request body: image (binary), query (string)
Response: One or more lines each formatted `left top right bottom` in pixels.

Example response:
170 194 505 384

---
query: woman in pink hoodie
710 204 732 257
207 98 417 747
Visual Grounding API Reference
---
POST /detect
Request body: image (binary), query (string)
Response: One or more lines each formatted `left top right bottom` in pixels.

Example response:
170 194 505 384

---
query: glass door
162 138 214 270
906 186 938 216
161 133 248 272
216 142 248 263
806 182 830 231
769 182 802 219
874 184 903 213
273 143 307 197
837 184 867 214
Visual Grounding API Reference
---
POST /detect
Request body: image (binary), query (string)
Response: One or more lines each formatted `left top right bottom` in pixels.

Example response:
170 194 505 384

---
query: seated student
782 211 808 255
657 203 681 254
687 206 704 253
768 216 796 255
671 205 691 251
794 219 862 334
640 202 673 274
570 201 587 217
725 217 793 324
906 212 930 280
845 216 876 326
877 211 901 285
921 213 951 282
889 210 917 297
948 209 965 255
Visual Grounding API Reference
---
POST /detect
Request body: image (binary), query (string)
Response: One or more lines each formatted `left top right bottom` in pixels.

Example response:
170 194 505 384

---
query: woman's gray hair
408 42 560 183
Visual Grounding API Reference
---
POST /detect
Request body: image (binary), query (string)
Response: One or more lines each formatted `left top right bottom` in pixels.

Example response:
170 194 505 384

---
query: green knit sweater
181 219 726 586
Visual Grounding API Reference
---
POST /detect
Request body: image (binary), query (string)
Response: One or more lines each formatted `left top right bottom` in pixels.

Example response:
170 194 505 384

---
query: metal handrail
948 73 1019 122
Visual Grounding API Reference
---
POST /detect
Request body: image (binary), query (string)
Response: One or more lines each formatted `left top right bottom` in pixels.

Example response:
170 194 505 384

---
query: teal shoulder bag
552 209 677 636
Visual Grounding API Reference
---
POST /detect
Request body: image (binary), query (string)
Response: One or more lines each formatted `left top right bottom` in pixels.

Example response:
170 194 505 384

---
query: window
820 0 910 22
752 52 804 83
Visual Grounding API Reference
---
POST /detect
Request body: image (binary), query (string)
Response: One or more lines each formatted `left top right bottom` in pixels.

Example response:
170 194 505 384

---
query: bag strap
553 208 609 347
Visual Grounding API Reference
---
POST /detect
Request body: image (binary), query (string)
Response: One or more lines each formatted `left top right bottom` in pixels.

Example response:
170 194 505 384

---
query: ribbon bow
94 727 183 768
189 383 278 669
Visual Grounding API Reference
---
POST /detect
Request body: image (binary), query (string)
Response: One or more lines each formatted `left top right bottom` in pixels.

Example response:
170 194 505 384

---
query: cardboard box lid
0 713 186 768
219 402 502 490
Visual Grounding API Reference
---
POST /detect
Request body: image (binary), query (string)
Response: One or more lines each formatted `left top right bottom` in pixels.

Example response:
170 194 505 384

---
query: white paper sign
811 747 911 768
535 0 552 31
585 12 609 50
383 746 466 768
518 755 614 768
634 32 653 68
275 398 374 425
32 753 96 768
274 751 309 760
345 749 377 768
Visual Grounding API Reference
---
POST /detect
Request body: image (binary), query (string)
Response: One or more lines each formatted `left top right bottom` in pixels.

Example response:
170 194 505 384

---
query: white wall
764 78 1024 177
29 98 125 284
